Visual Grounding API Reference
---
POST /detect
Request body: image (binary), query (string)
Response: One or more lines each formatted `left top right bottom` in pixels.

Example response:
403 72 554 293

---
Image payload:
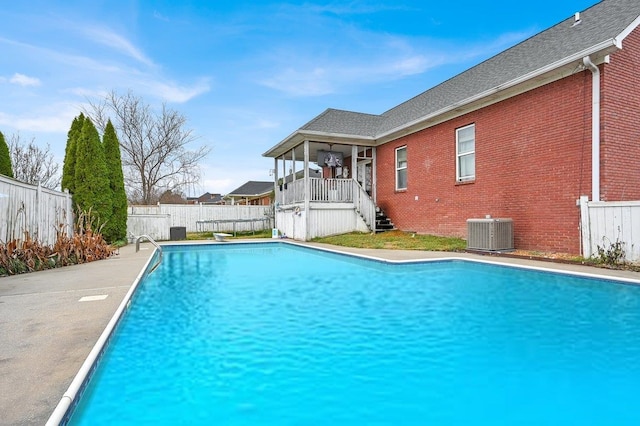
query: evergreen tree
0 131 14 178
61 113 85 193
102 120 128 242
74 118 112 229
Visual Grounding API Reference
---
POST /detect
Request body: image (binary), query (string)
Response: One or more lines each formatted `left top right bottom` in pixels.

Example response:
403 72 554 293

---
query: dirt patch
466 249 640 272
510 250 577 261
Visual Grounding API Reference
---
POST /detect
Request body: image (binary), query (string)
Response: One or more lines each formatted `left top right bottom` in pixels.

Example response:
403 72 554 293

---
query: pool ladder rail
135 234 163 273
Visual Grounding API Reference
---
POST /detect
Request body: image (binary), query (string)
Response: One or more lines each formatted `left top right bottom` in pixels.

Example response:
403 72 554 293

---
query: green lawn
312 230 466 251
186 229 465 251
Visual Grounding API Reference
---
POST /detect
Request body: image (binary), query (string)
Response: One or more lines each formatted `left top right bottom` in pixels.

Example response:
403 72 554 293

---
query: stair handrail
352 180 376 232
135 234 163 272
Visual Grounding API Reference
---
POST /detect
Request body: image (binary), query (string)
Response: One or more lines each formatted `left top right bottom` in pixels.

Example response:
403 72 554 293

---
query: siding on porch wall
376 70 594 254
601 27 640 201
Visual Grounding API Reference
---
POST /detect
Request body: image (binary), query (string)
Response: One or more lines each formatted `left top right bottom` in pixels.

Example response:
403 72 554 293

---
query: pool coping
45 239 640 424
45 247 159 426
291 240 640 285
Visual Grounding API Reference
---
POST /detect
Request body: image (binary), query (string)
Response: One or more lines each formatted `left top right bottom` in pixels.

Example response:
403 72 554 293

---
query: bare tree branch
8 133 61 189
84 90 211 204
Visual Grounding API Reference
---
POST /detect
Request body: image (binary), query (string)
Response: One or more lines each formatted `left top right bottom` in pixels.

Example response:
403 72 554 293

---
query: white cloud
256 118 280 129
201 178 235 194
144 79 212 103
0 104 78 133
2 34 211 105
259 53 438 97
260 67 335 96
9 73 41 87
153 10 170 22
82 26 155 68
305 3 410 15
63 87 108 98
197 160 273 195
1 36 124 74
391 55 431 76
258 27 530 98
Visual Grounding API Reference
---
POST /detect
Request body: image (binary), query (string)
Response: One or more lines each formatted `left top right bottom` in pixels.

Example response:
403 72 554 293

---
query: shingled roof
226 181 273 197
264 0 640 157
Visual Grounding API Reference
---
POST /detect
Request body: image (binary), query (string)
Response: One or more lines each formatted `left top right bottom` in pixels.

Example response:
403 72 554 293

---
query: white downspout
583 56 600 201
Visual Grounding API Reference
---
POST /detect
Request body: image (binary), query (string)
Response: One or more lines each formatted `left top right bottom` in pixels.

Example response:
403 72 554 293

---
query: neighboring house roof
199 192 223 203
264 0 640 158
226 181 273 197
284 169 322 183
187 192 224 203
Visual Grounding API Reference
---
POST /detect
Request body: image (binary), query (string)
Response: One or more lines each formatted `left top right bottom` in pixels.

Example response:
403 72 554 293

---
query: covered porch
264 138 379 241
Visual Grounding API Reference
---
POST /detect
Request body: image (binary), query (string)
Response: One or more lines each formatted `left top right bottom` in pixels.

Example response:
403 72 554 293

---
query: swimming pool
66 242 640 425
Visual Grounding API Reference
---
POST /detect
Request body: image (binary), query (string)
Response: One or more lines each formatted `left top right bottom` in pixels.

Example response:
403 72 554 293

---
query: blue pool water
69 243 640 425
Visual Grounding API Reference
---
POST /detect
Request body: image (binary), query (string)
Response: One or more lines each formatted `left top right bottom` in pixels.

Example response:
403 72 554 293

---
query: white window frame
456 124 475 182
395 146 407 190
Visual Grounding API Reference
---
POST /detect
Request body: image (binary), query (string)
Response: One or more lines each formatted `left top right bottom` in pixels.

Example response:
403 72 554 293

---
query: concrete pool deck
0 243 154 426
1 240 639 425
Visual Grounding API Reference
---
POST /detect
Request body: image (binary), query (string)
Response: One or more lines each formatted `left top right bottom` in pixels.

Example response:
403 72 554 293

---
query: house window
396 146 407 190
456 124 475 181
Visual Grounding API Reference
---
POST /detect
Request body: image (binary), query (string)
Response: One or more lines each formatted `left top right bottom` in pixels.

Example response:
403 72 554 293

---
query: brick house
186 192 224 205
225 181 273 206
263 0 640 254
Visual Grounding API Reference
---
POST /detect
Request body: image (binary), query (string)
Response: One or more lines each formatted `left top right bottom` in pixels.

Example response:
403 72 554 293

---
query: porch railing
353 182 376 231
310 178 353 202
277 178 355 204
277 179 305 205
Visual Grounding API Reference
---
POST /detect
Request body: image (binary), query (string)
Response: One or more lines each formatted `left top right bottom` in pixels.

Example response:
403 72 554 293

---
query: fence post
64 189 73 238
35 182 42 241
579 195 591 259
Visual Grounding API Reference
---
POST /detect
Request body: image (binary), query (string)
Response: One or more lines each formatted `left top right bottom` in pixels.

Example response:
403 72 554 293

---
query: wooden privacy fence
0 175 73 246
127 204 274 240
579 196 640 262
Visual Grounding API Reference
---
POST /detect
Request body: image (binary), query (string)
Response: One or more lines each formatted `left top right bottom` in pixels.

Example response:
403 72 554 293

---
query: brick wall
376 23 640 255
376 66 595 254
601 27 640 201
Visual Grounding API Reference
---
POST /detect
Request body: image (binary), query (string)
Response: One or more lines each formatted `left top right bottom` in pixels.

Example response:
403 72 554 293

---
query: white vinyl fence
128 204 273 240
579 196 640 262
0 175 73 245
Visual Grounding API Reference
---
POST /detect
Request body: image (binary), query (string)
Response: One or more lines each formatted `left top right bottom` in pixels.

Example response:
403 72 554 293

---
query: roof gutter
583 55 600 202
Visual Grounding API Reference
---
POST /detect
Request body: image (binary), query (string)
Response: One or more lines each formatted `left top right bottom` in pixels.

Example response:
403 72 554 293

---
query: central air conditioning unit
467 218 514 251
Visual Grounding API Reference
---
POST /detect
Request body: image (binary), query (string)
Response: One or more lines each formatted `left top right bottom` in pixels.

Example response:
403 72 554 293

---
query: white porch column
273 158 278 200
280 154 286 204
292 148 297 181
351 145 357 181
304 140 310 240
273 157 280 233
372 147 377 203
280 154 287 184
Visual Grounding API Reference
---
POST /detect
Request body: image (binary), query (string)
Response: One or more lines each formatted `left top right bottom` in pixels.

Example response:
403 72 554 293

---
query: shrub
594 235 626 267
0 210 116 276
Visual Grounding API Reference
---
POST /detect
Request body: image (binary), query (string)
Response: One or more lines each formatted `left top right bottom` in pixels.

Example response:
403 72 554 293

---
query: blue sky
0 0 596 195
